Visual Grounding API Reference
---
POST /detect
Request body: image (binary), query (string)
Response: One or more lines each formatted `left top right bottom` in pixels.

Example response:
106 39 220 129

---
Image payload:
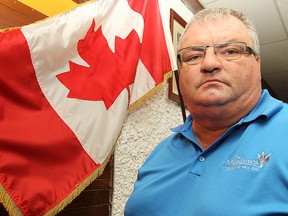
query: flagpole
173 69 186 123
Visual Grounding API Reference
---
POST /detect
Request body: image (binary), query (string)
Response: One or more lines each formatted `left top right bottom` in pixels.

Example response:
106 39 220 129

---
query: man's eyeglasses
177 41 256 66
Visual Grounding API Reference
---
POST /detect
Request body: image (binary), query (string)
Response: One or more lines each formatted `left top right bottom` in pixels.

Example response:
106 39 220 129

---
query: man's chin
194 94 229 107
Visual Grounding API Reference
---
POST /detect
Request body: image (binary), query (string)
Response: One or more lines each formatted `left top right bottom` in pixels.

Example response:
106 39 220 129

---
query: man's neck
192 120 229 150
190 103 252 149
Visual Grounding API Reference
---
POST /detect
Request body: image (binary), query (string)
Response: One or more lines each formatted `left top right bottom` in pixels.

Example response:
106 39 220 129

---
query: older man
125 7 288 216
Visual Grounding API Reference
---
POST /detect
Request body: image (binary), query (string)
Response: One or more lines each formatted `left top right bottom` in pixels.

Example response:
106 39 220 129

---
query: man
125 7 288 216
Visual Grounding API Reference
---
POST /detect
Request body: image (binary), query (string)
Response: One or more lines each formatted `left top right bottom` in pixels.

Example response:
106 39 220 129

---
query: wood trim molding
181 0 204 13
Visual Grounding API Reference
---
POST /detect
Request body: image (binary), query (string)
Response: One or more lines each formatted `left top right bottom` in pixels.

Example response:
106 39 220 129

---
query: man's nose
200 48 222 73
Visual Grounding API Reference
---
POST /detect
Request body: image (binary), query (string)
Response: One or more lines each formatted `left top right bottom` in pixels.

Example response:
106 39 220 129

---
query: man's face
178 16 261 113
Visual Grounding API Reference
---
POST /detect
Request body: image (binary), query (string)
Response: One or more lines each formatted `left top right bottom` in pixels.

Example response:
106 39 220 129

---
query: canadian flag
0 0 174 215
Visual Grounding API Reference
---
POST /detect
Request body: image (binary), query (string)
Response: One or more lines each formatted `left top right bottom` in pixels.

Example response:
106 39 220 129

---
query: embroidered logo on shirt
223 152 271 171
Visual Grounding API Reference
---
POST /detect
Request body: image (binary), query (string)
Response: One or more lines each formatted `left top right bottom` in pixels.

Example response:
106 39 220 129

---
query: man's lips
201 79 224 86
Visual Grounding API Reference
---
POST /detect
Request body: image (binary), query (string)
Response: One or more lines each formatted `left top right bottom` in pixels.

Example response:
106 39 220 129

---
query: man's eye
226 49 239 54
220 48 241 56
183 54 203 62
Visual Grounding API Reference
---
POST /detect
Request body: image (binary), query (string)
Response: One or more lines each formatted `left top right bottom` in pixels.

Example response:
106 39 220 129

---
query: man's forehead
181 16 250 45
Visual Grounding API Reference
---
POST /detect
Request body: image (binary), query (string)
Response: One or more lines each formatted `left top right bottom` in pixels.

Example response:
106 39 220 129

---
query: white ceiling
198 0 288 102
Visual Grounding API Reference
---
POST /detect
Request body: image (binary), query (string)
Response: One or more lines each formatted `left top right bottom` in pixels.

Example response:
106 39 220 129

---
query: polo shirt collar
172 90 284 134
242 89 284 123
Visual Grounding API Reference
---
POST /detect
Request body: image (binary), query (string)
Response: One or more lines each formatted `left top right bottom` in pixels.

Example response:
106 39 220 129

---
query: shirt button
199 156 205 162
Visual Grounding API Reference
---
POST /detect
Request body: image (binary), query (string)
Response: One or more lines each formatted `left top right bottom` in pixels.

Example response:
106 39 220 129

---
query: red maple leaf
57 20 141 109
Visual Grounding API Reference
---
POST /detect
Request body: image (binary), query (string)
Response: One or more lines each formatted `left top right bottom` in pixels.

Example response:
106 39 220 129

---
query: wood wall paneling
0 0 46 29
0 156 114 216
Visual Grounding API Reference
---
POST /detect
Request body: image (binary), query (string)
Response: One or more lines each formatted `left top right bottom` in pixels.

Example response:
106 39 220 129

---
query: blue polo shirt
125 90 288 216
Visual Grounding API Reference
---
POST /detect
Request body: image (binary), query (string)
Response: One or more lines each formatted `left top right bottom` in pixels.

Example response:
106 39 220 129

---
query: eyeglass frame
177 41 257 66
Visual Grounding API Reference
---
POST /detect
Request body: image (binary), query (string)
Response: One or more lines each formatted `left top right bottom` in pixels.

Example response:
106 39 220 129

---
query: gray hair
180 7 260 55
